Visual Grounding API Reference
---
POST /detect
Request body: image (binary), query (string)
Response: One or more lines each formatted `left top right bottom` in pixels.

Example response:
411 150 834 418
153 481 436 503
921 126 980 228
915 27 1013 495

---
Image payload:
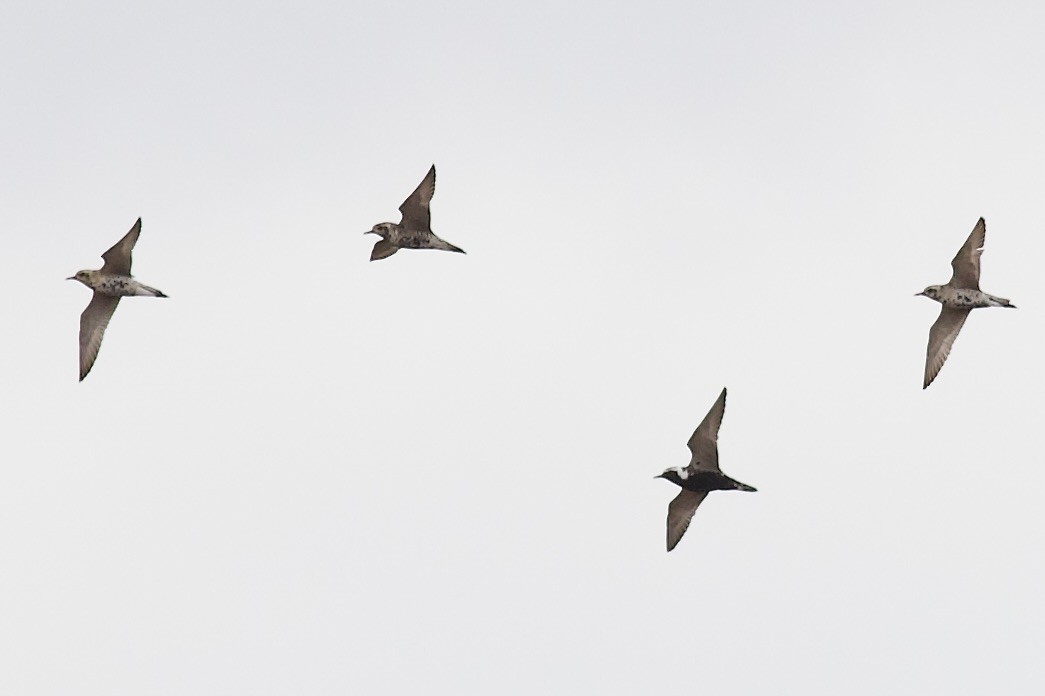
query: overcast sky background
2 1 1043 693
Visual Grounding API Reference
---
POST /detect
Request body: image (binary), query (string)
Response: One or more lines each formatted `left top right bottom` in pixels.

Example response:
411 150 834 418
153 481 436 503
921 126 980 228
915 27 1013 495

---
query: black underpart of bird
655 387 756 552
656 470 757 493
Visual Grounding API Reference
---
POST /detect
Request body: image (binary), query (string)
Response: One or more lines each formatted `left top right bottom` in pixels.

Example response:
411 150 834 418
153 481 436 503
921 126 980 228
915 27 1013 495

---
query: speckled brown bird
365 165 466 261
68 218 167 381
917 217 1015 389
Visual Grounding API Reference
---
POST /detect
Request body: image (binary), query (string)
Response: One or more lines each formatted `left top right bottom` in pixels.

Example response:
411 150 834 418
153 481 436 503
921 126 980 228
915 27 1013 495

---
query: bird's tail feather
432 235 466 254
988 293 1016 308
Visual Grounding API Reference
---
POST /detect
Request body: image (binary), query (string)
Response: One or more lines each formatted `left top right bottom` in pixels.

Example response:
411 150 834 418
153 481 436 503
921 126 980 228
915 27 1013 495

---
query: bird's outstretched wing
685 387 727 472
666 489 708 552
924 306 971 389
370 240 400 261
948 217 985 290
100 218 142 276
398 165 436 232
79 293 121 381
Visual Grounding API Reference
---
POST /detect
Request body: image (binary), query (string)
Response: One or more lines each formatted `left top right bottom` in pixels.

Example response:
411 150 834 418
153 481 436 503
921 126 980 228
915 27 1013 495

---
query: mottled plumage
655 388 756 552
68 218 167 381
917 218 1015 389
365 165 466 261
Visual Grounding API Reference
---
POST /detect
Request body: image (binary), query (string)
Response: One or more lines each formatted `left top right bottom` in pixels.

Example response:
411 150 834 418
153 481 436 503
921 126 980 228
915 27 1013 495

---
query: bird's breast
96 275 136 297
941 288 991 309
391 229 431 248
679 471 735 493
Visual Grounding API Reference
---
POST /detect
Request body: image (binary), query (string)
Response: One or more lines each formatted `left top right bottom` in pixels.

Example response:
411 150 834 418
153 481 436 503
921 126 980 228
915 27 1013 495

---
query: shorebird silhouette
655 388 756 552
365 164 465 261
68 218 167 381
917 217 1015 389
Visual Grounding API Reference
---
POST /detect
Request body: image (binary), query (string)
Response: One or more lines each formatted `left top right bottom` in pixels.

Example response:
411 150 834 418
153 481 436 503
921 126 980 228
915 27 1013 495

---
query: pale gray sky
2 1 1043 693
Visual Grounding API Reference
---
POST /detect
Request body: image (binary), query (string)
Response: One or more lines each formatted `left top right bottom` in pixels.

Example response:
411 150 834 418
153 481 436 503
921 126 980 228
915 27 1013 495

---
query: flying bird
916 217 1015 389
655 388 756 552
365 164 466 261
68 218 167 381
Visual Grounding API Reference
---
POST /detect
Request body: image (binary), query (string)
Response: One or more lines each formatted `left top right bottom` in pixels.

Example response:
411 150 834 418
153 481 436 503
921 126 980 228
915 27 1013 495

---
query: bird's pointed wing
948 217 985 290
924 306 971 389
370 240 400 261
685 387 727 472
398 165 436 232
100 218 142 276
667 489 708 552
79 293 121 381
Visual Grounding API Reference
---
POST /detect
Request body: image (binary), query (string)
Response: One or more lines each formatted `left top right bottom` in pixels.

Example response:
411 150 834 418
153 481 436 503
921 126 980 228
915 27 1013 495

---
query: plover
68 218 167 381
655 387 756 552
365 164 465 261
917 217 1015 389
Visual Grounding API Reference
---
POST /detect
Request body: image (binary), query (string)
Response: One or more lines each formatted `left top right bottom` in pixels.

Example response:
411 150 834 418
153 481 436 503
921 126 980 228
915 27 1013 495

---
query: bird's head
365 222 394 238
655 468 686 485
916 285 942 299
67 270 96 287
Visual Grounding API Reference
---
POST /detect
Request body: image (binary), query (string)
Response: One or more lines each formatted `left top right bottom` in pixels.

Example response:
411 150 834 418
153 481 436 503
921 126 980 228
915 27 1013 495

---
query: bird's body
919 285 1012 310
68 218 167 381
365 165 466 261
658 468 756 493
654 387 756 552
917 218 1015 389
377 224 464 253
70 270 167 299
